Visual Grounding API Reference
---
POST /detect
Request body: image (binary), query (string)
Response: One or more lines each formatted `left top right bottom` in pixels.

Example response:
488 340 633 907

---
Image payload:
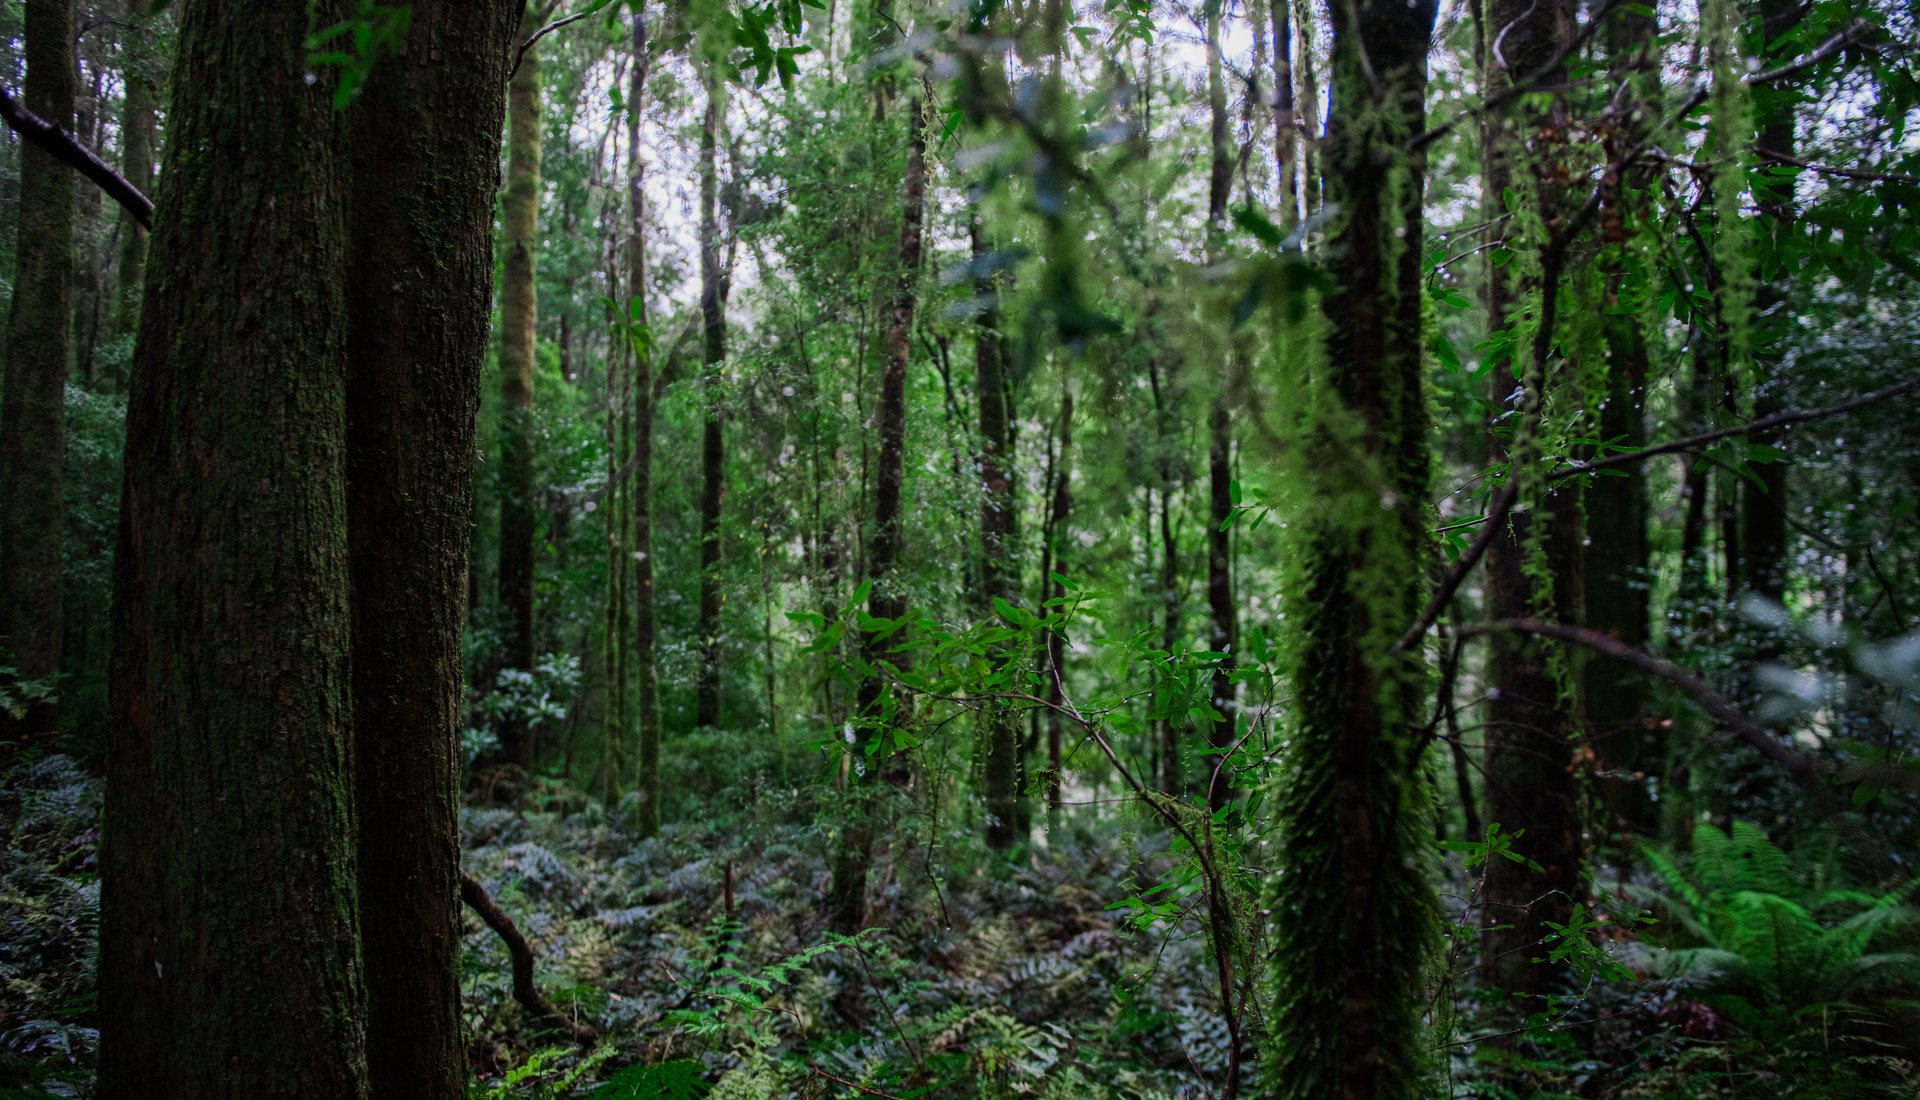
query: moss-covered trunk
0 0 76 742
1203 0 1237 810
1477 0 1586 1005
344 4 518 1095
99 0 367 1092
1261 0 1439 1093
113 0 156 344
496 8 543 772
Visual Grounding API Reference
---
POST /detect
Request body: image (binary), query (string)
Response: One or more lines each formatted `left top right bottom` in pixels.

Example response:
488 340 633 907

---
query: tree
1203 0 1237 810
0 0 76 743
496 4 546 772
975 217 1022 850
113 0 158 342
1261 0 1441 1092
1477 0 1586 1002
100 2 516 1093
628 4 663 837
695 60 728 731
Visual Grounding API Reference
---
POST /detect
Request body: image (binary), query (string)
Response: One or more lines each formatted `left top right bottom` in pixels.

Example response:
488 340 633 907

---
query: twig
0 85 152 228
505 0 615 82
1754 146 1920 188
459 871 600 1044
810 1067 909 1099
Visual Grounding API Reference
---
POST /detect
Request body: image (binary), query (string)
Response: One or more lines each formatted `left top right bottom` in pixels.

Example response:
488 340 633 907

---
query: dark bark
114 0 156 341
976 218 1022 850
696 65 727 730
1477 0 1586 1006
629 8 662 836
345 6 518 1096
0 0 76 744
461 873 599 1044
1586 0 1659 838
1040 387 1073 815
495 7 543 772
829 90 927 935
1204 0 1236 811
1260 0 1440 1093
99 0 367 1092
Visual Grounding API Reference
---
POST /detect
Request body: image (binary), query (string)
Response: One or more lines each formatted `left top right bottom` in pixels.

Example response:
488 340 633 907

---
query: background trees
2 0 1919 1096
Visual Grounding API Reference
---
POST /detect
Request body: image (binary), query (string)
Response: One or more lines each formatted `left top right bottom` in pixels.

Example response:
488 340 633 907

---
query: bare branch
0 85 152 228
459 871 600 1044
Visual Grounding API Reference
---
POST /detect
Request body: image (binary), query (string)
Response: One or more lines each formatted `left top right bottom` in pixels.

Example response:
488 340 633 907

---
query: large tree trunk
695 64 728 730
976 218 1022 850
1260 0 1439 1094
629 7 662 837
99 1 367 1092
0 0 76 743
1477 0 1586 1005
495 7 543 772
343 5 518 1095
829 88 927 935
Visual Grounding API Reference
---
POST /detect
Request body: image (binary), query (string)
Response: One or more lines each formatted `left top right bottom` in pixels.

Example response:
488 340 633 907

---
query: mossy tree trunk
496 6 544 772
1587 1 1659 838
345 4 518 1095
1477 0 1587 1006
0 0 76 743
1260 0 1440 1093
99 1 367 1092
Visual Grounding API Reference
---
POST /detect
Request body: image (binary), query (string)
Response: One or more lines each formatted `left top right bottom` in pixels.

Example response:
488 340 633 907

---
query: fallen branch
0 86 152 228
459 871 600 1044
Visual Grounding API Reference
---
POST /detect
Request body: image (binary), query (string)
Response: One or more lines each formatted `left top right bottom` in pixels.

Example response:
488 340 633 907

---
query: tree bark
1477 0 1586 1007
495 6 543 772
99 0 368 1092
113 0 156 344
829 89 927 935
1260 0 1440 1093
629 7 662 836
976 218 1022 850
344 5 518 1095
1204 0 1237 811
696 64 728 730
0 0 76 743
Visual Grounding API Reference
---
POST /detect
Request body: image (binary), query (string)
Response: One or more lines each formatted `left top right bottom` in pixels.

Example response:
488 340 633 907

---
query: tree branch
459 871 600 1044
0 85 152 229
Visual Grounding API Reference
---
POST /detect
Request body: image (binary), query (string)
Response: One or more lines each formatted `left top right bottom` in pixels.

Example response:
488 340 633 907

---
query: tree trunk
495 7 543 772
343 5 518 1095
0 0 76 744
99 1 367 1092
1204 0 1237 810
1476 0 1586 1007
695 65 727 730
629 7 662 836
113 0 156 345
1587 1 1659 839
829 88 927 935
1041 386 1073 817
976 218 1022 850
1260 0 1440 1094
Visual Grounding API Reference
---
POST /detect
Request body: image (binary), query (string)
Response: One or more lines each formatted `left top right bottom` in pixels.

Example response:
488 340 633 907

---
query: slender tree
696 62 728 730
629 5 663 836
496 5 545 771
0 0 76 742
976 217 1022 849
829 81 928 935
1203 0 1238 810
113 0 157 343
1261 0 1441 1092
